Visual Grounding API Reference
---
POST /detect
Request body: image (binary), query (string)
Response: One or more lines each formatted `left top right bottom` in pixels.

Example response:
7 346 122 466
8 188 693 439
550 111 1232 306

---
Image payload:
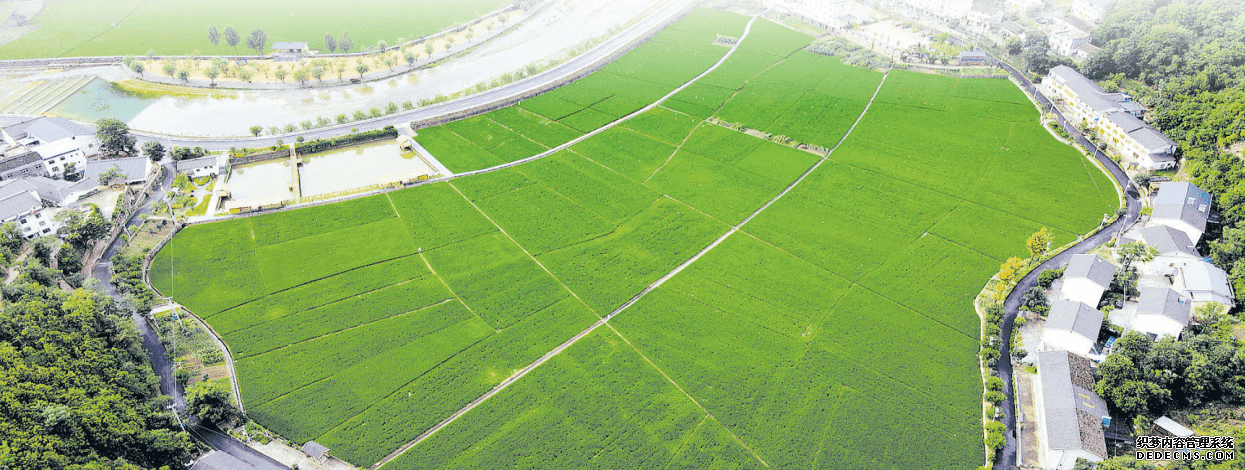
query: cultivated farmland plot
151 9 1117 469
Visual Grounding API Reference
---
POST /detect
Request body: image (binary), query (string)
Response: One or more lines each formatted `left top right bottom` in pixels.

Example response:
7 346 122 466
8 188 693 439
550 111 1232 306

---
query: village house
1150 182 1211 244
1035 350 1110 470
1042 300 1102 356
0 117 97 180
1134 287 1192 340
1060 254 1117 307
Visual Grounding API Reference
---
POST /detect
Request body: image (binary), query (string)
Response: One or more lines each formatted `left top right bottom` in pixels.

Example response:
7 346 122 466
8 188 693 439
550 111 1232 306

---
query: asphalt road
123 0 698 148
991 58 1141 470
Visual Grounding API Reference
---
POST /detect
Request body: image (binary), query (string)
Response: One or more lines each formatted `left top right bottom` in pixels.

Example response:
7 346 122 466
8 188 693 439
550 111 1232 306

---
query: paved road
991 58 1141 470
88 159 288 470
104 0 699 147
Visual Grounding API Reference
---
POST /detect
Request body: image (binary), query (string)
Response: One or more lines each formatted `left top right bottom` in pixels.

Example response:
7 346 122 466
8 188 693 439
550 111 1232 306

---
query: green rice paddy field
149 9 1118 469
0 0 504 59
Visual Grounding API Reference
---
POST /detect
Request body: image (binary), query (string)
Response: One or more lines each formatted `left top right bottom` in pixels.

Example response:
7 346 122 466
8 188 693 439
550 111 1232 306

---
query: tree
998 257 1025 284
224 26 240 53
275 67 288 83
56 207 109 250
356 62 369 78
1116 241 1159 270
1131 172 1152 189
129 59 144 76
237 67 254 82
1026 227 1053 258
338 32 354 53
95 165 124 186
324 33 337 53
95 118 136 158
187 380 241 426
404 50 416 68
247 28 268 55
293 67 310 86
1005 36 1022 55
466 30 475 42
176 68 190 82
376 39 388 52
1019 287 1049 311
141 140 165 161
1020 34 1051 73
204 65 220 85
249 125 263 137
208 25 220 47
311 66 325 83
162 61 176 78
444 38 454 51
425 41 434 56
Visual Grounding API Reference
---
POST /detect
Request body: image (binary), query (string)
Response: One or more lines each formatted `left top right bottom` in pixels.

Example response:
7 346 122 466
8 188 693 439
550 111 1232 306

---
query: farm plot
383 328 744 470
0 0 504 58
151 8 1121 470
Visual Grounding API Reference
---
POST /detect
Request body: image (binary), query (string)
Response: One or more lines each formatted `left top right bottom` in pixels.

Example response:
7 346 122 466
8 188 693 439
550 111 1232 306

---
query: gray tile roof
1061 16 1095 34
1137 287 1191 325
1152 182 1211 232
1139 225 1198 257
1038 350 1110 460
0 190 42 221
85 157 147 184
3 117 92 145
1046 300 1103 341
1065 254 1117 289
1050 66 1145 116
0 150 40 173
960 50 989 59
176 155 219 173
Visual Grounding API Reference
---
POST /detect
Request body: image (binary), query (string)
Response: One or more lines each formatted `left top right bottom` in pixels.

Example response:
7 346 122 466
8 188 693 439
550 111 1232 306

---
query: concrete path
990 55 1141 470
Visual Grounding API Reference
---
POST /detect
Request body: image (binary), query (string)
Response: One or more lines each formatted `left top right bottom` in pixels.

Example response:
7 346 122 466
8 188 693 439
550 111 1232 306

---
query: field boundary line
415 252 498 331
234 298 455 361
663 415 711 470
604 324 773 468
445 181 604 318
642 120 705 183
224 274 434 338
368 12 770 469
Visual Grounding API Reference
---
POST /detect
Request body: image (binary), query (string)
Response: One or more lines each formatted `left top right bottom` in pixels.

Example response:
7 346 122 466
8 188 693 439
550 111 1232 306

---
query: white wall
1042 330 1095 356
1061 278 1107 306
1133 315 1183 339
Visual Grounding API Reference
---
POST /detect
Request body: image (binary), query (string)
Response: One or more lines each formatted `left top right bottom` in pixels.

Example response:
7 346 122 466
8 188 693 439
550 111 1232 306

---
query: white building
1045 66 1144 124
1150 182 1211 244
1134 287 1191 340
1043 300 1102 355
1100 113 1178 170
175 155 221 179
0 117 97 180
1061 254 1117 307
899 0 974 20
763 0 851 28
1149 258 1236 309
1036 350 1109 470
1072 0 1114 25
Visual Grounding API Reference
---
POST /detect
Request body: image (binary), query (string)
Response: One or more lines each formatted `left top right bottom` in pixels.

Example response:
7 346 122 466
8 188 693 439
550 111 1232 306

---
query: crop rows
151 10 1119 469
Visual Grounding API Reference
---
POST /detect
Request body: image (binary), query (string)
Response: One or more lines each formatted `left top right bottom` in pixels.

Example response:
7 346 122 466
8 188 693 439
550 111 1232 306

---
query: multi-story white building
1045 66 1179 169
1060 254 1118 307
1072 0 1113 25
763 0 851 29
0 117 97 181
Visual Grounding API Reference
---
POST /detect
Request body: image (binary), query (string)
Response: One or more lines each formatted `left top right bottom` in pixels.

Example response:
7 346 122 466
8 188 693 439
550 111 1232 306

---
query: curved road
89 161 288 470
991 58 1141 470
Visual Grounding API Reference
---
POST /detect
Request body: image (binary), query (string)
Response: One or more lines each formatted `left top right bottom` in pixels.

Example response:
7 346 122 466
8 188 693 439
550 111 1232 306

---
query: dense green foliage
0 286 195 469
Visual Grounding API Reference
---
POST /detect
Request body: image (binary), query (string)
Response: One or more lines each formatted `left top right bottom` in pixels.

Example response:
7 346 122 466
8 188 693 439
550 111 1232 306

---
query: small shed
958 50 991 66
273 42 310 54
1154 416 1195 438
302 440 330 463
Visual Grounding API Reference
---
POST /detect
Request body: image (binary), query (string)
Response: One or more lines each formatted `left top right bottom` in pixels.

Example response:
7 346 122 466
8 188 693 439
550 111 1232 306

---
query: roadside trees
247 28 268 56
141 140 165 161
187 380 241 426
96 118 136 158
207 26 220 48
224 26 240 53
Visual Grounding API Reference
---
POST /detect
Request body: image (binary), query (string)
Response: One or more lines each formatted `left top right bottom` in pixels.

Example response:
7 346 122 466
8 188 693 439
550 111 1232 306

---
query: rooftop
84 157 148 184
0 190 43 221
1152 182 1211 232
1038 350 1110 460
2 117 92 146
1065 254 1117 289
1046 300 1103 342
302 441 330 459
1137 287 1192 325
1139 225 1198 257
1154 416 1195 438
1049 66 1146 116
